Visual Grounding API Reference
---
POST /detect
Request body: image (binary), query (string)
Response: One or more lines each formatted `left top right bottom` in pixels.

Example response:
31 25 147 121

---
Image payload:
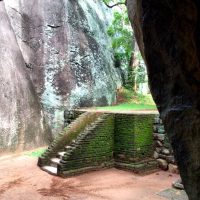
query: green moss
25 148 46 157
114 114 155 162
42 112 157 175
60 115 115 172
40 112 102 163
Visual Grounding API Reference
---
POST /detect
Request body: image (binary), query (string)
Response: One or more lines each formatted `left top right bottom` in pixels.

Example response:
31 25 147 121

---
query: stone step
41 166 57 176
50 158 61 166
65 145 71 149
57 151 66 158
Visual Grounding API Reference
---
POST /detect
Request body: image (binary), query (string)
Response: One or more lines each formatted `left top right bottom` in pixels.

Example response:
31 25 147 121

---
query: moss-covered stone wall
58 115 115 176
114 114 155 162
39 112 158 176
114 114 157 172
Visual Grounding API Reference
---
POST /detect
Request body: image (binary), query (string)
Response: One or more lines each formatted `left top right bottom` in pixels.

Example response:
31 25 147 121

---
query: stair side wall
114 114 158 172
58 115 115 176
38 112 101 166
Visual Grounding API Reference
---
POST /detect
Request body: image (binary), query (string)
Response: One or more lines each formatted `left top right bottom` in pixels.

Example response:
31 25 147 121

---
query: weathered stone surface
158 188 188 200
5 0 122 134
155 140 163 147
166 156 176 164
173 179 184 190
153 151 159 159
162 148 170 156
155 147 162 153
157 159 168 171
153 133 165 141
0 1 50 154
168 164 179 174
127 0 200 199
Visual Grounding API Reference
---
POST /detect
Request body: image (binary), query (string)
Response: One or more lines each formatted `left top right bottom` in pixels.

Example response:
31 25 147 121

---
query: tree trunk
127 1 200 199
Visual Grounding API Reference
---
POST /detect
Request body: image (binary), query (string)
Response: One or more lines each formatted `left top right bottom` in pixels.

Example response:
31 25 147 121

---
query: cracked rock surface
0 1 50 154
5 0 122 134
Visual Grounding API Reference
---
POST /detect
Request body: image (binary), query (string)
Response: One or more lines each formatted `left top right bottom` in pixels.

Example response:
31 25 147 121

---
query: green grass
96 88 157 111
96 103 156 111
24 148 46 157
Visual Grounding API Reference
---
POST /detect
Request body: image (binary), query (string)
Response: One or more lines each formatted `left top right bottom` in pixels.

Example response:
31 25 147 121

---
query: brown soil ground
0 154 179 200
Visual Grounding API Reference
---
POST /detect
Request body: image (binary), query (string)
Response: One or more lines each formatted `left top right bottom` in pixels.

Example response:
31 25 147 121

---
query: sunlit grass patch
96 103 156 111
24 147 46 157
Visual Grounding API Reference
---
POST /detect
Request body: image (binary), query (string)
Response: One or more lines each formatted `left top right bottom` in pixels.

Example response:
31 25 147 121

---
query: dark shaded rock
0 1 51 153
153 133 165 141
155 140 163 147
173 179 184 190
166 156 176 164
127 1 200 199
155 147 162 153
158 154 167 160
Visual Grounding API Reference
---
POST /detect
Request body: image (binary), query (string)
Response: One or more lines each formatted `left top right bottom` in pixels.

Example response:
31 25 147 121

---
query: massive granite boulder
0 1 50 154
127 0 200 199
5 0 122 134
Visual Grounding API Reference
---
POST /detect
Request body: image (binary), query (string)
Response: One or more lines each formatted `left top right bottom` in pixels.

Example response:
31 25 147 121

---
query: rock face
0 1 50 154
5 0 122 134
127 0 200 199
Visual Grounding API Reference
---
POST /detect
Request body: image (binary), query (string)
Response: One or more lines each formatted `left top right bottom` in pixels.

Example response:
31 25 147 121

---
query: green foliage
132 93 155 105
104 0 149 93
96 87 156 111
106 3 133 67
135 62 146 84
116 87 155 104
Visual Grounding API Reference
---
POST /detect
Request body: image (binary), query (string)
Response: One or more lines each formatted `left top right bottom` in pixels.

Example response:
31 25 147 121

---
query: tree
104 1 134 88
104 1 147 92
103 0 126 8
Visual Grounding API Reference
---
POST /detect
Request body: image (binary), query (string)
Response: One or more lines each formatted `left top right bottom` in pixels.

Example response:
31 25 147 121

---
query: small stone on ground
158 188 188 200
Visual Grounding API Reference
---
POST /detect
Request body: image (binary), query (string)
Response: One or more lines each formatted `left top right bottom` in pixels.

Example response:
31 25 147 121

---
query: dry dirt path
0 154 179 200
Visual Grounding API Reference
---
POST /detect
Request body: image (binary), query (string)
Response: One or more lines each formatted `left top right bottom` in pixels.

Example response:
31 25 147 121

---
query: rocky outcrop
5 0 122 134
127 0 200 199
0 1 50 154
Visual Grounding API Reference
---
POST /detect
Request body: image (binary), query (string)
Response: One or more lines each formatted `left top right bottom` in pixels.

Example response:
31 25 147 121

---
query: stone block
157 159 168 170
168 164 179 174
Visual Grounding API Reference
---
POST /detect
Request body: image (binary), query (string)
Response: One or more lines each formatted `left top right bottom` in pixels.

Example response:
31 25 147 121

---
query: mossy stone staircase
38 112 158 177
38 112 113 176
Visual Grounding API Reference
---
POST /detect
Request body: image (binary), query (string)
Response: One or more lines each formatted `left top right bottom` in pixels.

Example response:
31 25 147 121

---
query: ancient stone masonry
58 114 115 176
64 110 84 127
153 116 178 174
38 112 158 177
114 114 157 173
38 112 101 167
